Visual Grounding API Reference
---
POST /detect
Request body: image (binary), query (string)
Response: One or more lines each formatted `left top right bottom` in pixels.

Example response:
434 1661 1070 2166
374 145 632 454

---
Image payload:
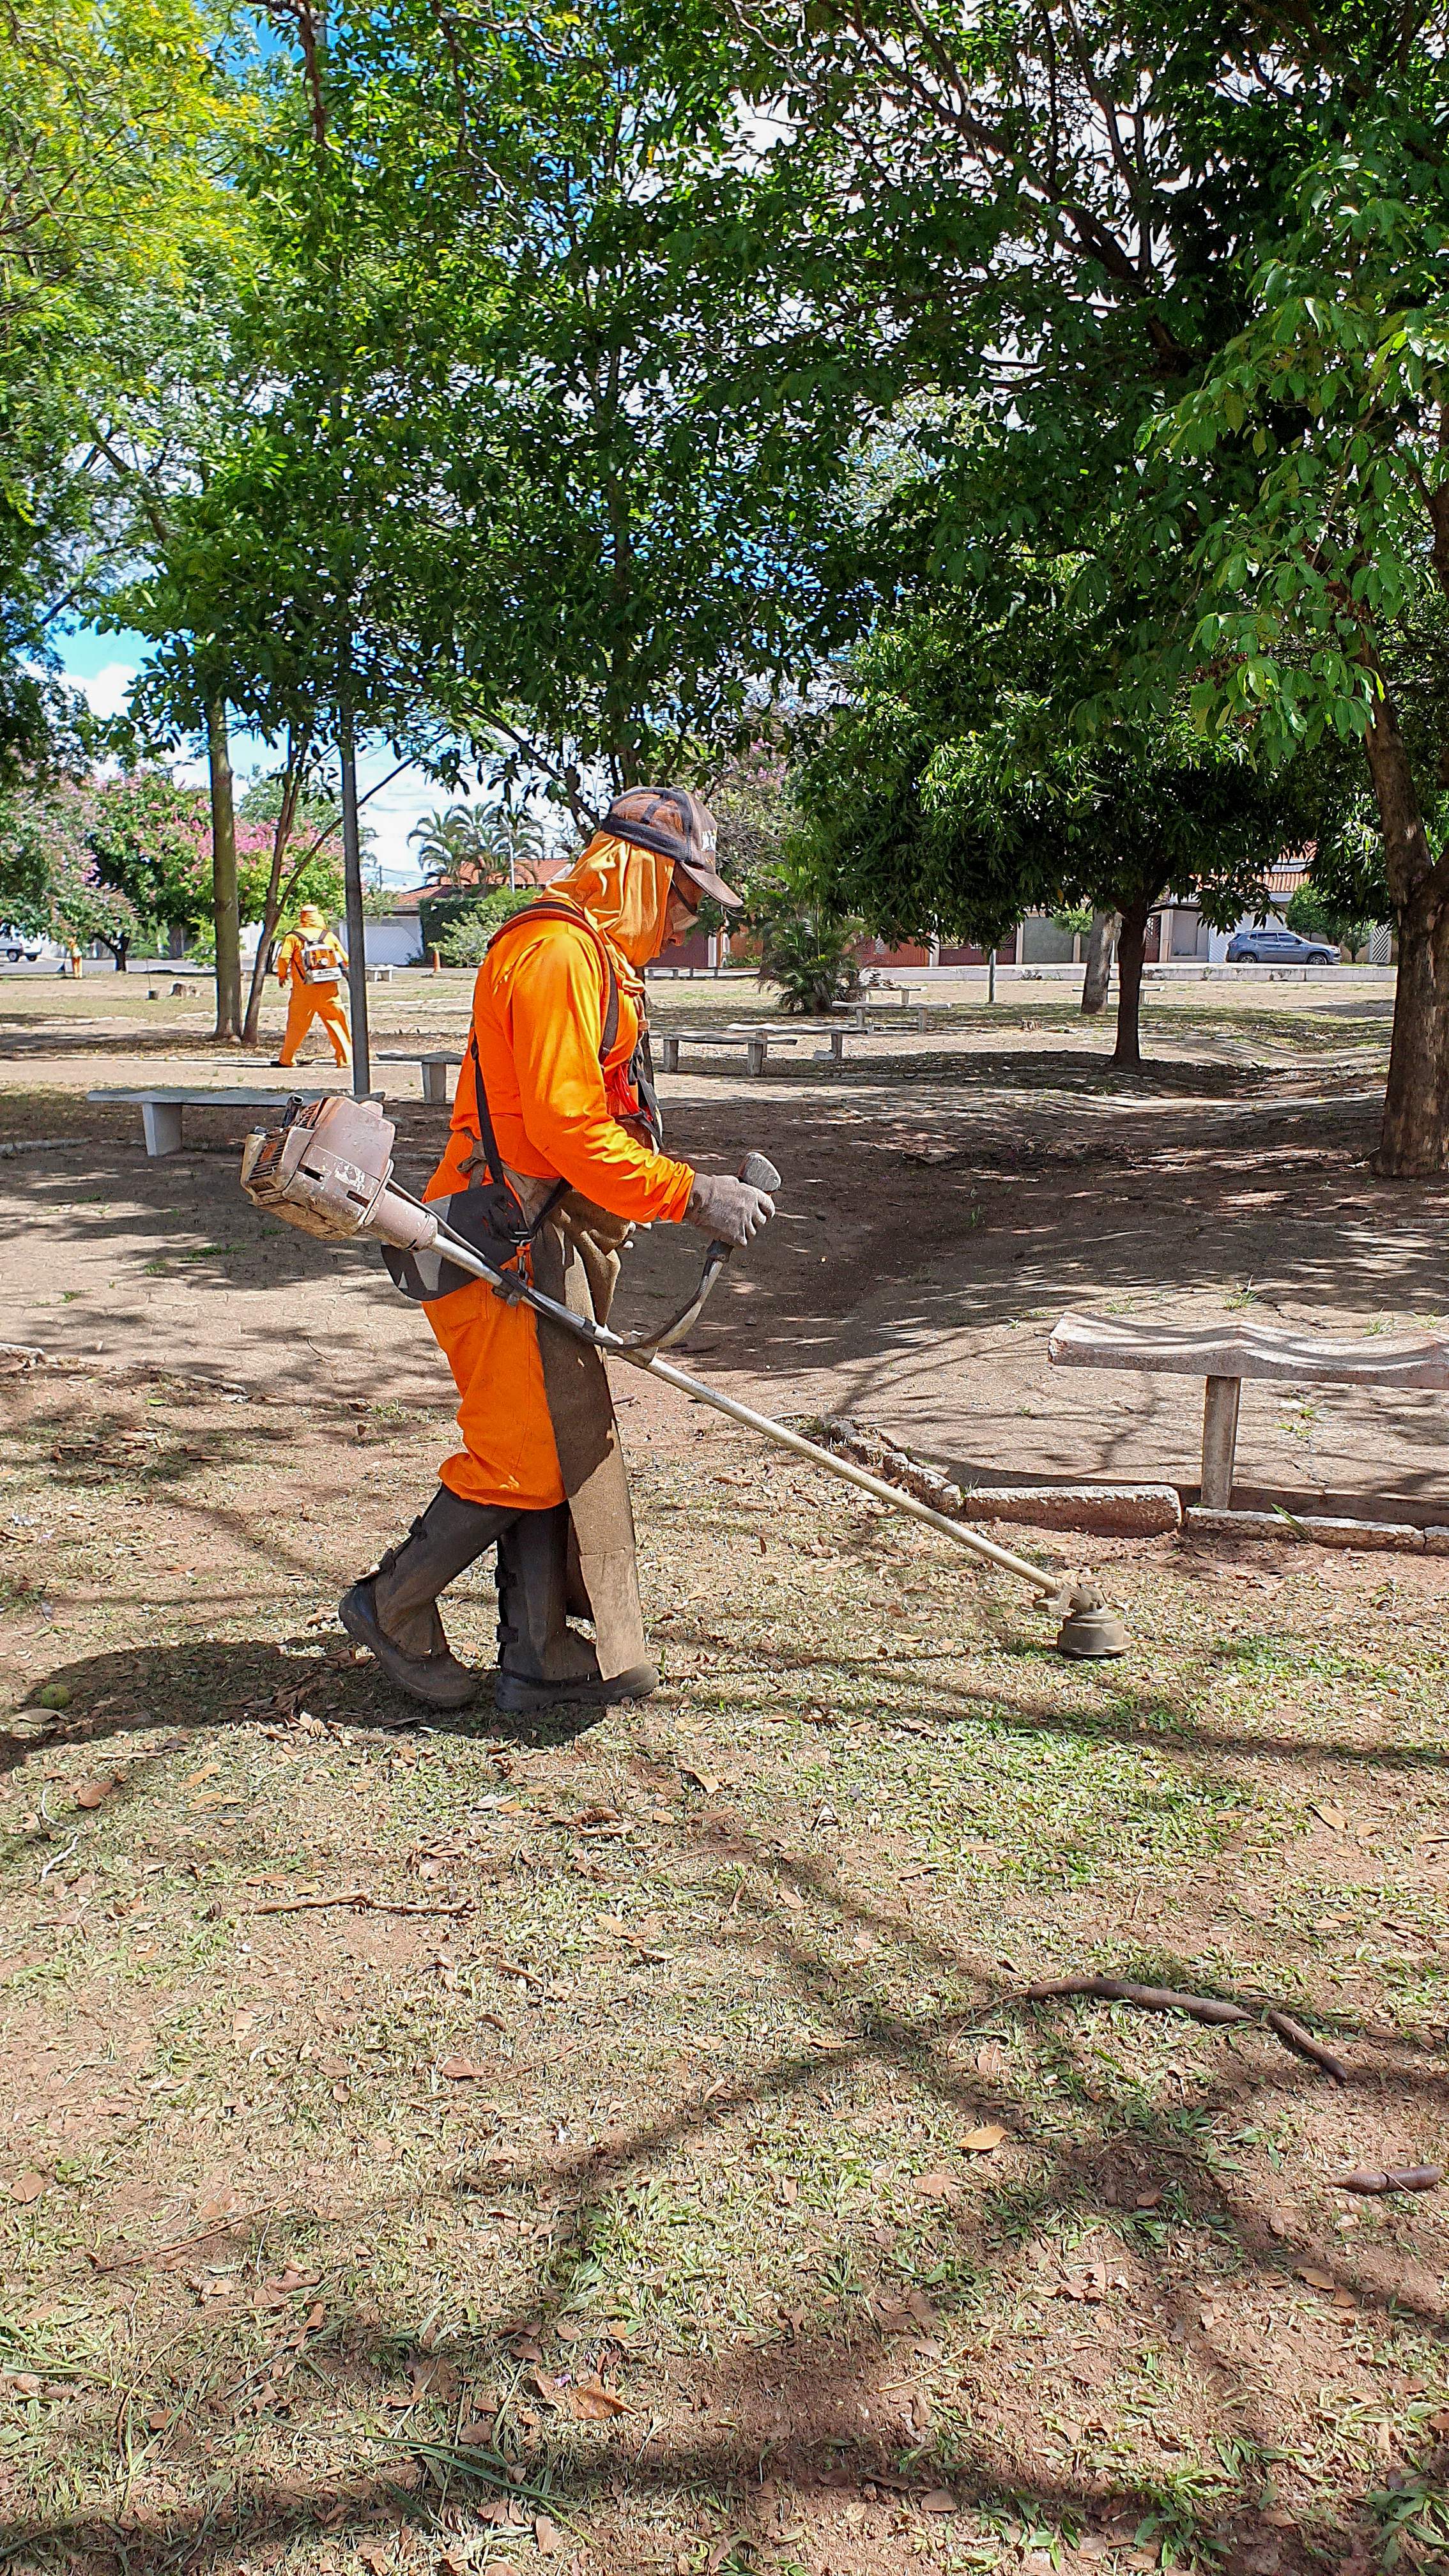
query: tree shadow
7 1900 1443 2570
0 1636 621 1779
3 1610 1444 2570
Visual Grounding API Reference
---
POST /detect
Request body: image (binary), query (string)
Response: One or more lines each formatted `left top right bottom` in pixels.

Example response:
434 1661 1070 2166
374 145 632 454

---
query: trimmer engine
240 1094 440 1252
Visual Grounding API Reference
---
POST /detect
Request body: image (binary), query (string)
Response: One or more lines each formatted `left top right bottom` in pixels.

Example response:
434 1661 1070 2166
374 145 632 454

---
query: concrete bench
88 1086 374 1158
855 983 928 1029
843 1006 928 1034
376 1050 461 1104
658 1029 799 1077
767 1022 855 1061
1048 1309 1449 1509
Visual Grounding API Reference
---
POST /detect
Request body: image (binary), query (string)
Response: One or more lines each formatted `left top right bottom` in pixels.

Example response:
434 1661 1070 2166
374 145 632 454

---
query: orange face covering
543 834 678 973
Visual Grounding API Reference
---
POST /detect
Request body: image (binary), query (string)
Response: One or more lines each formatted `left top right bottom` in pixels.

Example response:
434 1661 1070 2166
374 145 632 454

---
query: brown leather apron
507 1172 648 1680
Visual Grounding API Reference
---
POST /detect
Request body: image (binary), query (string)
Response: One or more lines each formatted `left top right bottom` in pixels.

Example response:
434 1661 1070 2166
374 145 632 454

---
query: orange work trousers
279 981 351 1067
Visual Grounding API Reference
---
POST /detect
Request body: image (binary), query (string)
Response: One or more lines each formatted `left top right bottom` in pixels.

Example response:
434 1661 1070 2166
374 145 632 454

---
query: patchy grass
1 1355 1446 2576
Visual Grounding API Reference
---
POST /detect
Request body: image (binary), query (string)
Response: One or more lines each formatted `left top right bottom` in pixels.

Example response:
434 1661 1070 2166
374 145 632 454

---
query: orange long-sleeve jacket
423 835 695 1509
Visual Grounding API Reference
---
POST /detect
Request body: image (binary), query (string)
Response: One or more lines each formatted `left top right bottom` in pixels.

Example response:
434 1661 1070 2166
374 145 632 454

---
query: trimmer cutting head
1050 1582 1130 1659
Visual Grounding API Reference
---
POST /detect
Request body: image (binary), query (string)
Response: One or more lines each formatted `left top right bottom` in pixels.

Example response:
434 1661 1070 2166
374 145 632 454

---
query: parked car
1225 925 1340 965
1 926 47 963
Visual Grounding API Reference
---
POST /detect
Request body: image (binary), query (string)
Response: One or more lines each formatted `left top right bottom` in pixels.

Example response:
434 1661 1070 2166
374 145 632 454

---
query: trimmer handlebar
616 1147 782 1352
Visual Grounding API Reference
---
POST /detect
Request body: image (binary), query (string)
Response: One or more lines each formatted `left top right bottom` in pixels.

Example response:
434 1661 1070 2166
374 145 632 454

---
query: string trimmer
240 1094 1127 1659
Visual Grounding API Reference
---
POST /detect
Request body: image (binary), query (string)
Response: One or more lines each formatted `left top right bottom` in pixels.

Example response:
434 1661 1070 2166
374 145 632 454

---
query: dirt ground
1 968 1446 2576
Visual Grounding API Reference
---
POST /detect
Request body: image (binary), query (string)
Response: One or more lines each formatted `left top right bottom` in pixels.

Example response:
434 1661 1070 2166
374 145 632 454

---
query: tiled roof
378 859 571 916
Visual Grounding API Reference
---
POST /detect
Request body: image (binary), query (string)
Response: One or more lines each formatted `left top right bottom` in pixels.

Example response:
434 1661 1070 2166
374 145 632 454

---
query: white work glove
686 1170 776 1247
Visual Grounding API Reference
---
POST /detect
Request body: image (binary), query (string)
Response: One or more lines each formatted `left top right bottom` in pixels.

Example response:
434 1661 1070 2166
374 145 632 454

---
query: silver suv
1225 925 1340 965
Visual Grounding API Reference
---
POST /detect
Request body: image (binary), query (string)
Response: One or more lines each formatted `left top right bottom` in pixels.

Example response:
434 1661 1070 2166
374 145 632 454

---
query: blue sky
57 625 442 886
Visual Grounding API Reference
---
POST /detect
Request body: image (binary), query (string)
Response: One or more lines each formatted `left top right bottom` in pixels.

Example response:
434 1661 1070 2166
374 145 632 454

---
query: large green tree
0 777 139 963
0 0 246 779
1137 114 1449 1170
654 0 1449 1169
795 579 1333 1068
244 0 858 822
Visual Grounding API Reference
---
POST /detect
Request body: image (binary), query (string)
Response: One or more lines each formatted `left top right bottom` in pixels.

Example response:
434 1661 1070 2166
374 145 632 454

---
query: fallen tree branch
1023 1974 1249 2025
1022 1974 1349 2080
482 1951 542 1987
1331 2163 1443 2195
251 1889 473 1919
1264 2007 1350 2085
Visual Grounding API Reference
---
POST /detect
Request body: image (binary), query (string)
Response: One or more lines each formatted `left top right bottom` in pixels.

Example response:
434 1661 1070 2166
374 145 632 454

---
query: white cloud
71 661 139 721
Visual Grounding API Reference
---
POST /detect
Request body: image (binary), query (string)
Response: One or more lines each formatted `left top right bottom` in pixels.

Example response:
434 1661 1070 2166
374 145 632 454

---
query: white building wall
364 913 424 965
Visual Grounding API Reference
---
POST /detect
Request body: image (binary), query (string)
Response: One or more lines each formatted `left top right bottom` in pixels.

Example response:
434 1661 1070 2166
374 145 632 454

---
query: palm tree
408 800 549 891
408 805 494 886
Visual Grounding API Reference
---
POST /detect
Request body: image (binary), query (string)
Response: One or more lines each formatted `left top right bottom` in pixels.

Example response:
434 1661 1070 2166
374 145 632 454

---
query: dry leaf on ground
960 2122 1006 2152
533 2515 564 2553
569 2377 628 2421
10 2170 46 2203
914 2171 960 2202
74 1777 119 1809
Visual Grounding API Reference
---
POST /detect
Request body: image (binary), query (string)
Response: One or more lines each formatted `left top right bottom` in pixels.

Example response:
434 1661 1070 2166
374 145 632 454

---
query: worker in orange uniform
273 905 351 1068
340 789 774 1714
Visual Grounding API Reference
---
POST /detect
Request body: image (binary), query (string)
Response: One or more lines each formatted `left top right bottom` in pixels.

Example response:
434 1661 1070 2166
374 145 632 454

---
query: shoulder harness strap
486 897 621 1057
459 898 625 1221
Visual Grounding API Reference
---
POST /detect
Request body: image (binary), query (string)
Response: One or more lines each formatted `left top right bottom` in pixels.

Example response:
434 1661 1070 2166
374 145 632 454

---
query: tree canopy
644 0 1449 1163
7 0 1449 1153
795 566 1335 1063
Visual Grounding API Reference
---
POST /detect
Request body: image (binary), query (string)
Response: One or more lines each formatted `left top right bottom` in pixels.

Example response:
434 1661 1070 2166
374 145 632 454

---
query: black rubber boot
493 1505 657 1714
341 1487 514 1710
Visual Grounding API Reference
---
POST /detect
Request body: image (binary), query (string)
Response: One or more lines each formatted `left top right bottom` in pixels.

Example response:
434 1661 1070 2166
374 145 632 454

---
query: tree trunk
242 931 275 1048
206 694 241 1044
1380 889 1449 1172
1363 679 1449 1175
1112 883 1159 1069
1081 910 1118 1014
241 742 307 1047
